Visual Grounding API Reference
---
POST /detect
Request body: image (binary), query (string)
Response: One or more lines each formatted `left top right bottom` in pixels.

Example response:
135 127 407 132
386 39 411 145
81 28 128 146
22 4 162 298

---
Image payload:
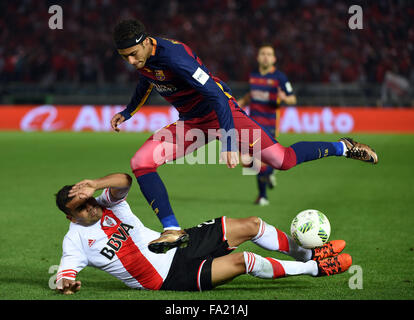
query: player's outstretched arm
69 173 132 201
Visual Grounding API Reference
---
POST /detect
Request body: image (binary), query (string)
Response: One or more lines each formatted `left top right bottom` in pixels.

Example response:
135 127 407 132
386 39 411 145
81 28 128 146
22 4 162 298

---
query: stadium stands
0 0 412 105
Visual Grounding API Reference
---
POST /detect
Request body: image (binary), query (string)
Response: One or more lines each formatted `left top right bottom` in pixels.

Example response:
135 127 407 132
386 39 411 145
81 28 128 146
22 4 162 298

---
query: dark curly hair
113 19 146 45
55 185 75 215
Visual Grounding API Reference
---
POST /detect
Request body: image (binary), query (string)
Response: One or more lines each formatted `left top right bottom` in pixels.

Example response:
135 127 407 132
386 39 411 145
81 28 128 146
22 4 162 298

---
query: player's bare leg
210 251 352 289
211 253 246 287
210 217 351 288
224 217 346 262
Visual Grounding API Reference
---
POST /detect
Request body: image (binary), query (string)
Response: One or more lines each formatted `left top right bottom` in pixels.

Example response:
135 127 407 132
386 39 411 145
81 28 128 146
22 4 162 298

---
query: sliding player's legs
210 216 351 289
160 216 350 291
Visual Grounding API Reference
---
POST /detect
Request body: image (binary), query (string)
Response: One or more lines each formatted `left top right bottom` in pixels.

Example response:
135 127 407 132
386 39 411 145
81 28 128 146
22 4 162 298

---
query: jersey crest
154 70 166 81
102 216 117 228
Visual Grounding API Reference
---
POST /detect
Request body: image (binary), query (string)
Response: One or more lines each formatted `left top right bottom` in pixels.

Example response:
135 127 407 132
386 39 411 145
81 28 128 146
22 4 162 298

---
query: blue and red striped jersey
120 37 238 151
248 67 294 131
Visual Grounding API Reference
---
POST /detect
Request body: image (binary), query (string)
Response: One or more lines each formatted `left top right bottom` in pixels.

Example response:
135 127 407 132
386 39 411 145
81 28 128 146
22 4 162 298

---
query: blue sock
257 166 274 198
290 141 344 165
136 172 180 229
257 173 267 198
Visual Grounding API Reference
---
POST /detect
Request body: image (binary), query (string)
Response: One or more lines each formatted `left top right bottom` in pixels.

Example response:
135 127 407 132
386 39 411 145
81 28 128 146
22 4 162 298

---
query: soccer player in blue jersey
110 20 378 254
238 44 297 206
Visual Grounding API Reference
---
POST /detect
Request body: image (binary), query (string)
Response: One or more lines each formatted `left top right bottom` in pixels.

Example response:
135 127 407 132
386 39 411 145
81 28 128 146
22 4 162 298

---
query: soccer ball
290 209 331 249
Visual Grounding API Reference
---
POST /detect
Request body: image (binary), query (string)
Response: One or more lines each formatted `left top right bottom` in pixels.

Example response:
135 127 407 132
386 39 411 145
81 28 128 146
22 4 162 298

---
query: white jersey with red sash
56 188 176 290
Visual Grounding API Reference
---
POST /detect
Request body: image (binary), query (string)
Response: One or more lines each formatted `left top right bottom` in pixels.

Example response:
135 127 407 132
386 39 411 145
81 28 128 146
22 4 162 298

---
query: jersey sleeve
95 187 127 208
168 43 237 152
56 233 88 289
120 77 154 120
278 72 294 96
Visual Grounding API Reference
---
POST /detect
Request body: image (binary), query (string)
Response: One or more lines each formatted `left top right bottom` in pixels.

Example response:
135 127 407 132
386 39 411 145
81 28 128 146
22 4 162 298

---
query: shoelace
315 243 334 259
348 147 368 160
320 258 341 275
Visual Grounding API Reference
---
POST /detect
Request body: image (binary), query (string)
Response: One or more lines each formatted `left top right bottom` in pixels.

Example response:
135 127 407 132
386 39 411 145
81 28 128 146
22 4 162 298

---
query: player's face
118 38 152 70
66 197 103 226
257 47 276 69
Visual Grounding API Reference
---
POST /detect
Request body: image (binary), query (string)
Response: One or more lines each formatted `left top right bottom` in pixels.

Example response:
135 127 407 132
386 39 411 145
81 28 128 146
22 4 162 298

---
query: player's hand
69 179 97 199
220 151 239 169
57 279 81 295
111 113 126 132
277 87 287 102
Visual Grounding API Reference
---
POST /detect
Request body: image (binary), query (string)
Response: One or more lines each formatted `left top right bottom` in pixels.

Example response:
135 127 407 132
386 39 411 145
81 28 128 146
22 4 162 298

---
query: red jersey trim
101 209 163 290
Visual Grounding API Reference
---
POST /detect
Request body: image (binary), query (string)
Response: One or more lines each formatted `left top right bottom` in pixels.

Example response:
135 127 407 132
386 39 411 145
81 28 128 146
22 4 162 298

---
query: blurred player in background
238 45 297 206
54 172 351 294
110 19 378 255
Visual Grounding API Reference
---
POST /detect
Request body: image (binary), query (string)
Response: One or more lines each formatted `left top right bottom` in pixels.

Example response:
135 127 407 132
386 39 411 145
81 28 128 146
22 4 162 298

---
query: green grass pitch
0 131 413 300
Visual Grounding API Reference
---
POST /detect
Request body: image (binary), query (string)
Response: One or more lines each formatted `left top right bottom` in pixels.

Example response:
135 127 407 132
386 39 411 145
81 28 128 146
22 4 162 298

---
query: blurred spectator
0 0 412 86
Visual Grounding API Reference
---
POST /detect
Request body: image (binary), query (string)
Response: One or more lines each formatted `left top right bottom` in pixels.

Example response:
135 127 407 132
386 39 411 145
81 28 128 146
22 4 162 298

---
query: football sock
290 141 345 165
257 174 268 198
136 172 180 230
268 258 318 277
243 252 318 279
251 219 312 262
257 166 274 198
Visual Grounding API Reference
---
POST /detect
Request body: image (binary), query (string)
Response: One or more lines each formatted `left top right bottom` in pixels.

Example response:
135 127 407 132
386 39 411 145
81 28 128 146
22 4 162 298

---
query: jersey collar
259 66 276 76
149 37 157 56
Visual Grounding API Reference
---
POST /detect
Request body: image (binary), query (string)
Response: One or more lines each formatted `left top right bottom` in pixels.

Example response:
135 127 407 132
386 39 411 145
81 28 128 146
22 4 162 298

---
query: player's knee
130 151 143 171
280 146 297 170
130 150 158 177
231 252 247 271
245 216 262 238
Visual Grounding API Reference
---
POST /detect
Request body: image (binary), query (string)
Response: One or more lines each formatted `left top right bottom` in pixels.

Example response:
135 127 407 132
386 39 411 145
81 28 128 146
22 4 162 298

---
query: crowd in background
1 0 412 86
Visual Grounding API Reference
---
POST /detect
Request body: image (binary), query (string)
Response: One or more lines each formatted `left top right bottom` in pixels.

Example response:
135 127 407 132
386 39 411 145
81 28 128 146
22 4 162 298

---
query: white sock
243 252 318 279
243 252 279 279
276 259 318 277
251 219 312 262
340 141 348 156
163 227 181 231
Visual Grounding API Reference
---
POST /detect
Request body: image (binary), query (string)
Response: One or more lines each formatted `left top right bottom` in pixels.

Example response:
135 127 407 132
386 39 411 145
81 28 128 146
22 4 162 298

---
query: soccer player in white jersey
54 173 352 294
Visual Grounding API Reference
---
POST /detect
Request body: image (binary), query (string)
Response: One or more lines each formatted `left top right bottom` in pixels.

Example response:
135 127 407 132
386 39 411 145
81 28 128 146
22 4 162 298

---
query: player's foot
311 240 346 261
254 196 269 206
316 253 352 276
148 230 189 254
339 137 378 164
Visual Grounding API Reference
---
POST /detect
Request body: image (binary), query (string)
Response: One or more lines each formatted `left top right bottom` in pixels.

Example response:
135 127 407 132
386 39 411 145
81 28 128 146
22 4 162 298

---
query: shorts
150 106 278 156
160 216 235 291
